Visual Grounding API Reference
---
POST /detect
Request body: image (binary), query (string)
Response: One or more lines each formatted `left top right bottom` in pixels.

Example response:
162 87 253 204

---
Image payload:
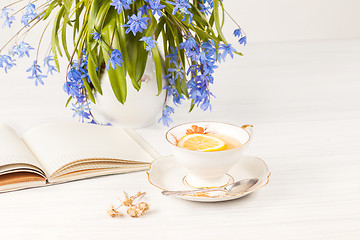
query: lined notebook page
50 160 149 179
22 123 153 177
0 124 42 170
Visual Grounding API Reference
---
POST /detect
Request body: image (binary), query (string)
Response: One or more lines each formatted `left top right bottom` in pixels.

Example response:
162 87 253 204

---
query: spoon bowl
224 178 259 195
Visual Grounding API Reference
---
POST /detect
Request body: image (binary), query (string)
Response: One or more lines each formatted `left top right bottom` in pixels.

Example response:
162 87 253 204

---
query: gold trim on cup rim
165 121 253 153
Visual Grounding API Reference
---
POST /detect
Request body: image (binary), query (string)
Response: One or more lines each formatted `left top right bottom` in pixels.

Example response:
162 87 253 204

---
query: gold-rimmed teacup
165 122 253 188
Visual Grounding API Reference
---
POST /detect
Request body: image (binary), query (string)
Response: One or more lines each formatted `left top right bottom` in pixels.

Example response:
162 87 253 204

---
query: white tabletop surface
0 39 359 239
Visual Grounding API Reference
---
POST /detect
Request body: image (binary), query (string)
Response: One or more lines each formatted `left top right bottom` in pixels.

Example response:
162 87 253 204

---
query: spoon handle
162 188 222 196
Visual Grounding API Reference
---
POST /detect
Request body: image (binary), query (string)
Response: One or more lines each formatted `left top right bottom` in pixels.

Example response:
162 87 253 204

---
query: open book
0 122 159 193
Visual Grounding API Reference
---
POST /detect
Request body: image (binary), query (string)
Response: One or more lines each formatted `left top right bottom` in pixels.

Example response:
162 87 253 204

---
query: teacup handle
241 125 253 146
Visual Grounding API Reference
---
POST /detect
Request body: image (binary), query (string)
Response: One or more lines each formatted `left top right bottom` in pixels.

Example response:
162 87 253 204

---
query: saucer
146 155 271 202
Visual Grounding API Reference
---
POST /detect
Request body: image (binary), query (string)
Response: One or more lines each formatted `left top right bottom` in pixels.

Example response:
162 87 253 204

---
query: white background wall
0 0 360 43
223 0 360 42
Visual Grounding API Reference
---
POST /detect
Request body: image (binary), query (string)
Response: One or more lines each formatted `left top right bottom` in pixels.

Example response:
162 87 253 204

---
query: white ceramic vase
92 56 166 128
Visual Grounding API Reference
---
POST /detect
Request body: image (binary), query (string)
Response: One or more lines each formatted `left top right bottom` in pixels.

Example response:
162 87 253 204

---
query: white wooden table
0 40 359 239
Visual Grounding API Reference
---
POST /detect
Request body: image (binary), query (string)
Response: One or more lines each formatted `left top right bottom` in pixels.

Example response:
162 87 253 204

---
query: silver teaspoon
162 178 259 197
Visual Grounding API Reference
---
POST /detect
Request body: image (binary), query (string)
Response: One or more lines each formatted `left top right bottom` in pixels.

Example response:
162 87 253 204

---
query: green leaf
189 100 195 112
51 6 66 70
73 0 83 44
87 0 102 47
114 11 141 91
134 47 149 84
65 96 72 107
209 13 215 27
134 19 156 86
94 1 111 31
61 16 71 60
107 64 127 104
63 0 72 13
116 12 133 81
219 0 225 28
52 47 60 71
43 0 60 20
213 0 228 44
82 77 96 103
52 6 65 58
77 24 88 56
152 47 163 95
154 17 165 40
125 34 139 83
180 74 189 98
102 16 127 104
87 50 103 95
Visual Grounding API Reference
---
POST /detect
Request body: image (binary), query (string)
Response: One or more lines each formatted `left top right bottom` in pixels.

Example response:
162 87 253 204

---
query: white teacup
166 122 253 188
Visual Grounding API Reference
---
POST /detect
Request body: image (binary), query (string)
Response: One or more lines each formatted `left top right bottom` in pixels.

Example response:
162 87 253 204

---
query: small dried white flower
107 205 123 217
127 206 140 218
108 191 149 218
138 202 150 212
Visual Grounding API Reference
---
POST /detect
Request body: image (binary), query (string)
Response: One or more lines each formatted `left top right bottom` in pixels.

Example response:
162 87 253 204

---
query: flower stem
223 8 247 36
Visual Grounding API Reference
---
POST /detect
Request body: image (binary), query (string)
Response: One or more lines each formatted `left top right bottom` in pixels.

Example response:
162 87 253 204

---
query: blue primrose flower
181 38 200 61
161 39 219 124
166 46 178 64
179 36 197 51
26 3 36 13
167 61 184 80
167 0 193 21
203 0 214 8
0 7 12 19
218 43 237 63
138 5 149 16
73 52 91 83
140 36 157 52
21 4 38 27
71 102 91 123
202 40 216 55
2 15 15 28
91 31 101 42
163 77 184 106
110 0 133 14
43 56 57 75
233 28 247 46
233 28 242 38
64 68 84 100
238 36 247 46
64 55 90 102
187 77 214 111
26 60 47 86
106 49 123 71
63 53 98 123
0 54 16 73
123 12 149 35
158 105 174 127
199 3 212 16
1 7 15 28
10 42 34 58
145 0 165 17
186 64 199 76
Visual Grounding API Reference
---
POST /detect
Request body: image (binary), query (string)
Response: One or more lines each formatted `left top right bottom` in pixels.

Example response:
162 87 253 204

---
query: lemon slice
177 134 227 152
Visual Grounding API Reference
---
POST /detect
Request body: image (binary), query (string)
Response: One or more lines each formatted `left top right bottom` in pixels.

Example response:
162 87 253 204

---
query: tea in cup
166 122 253 188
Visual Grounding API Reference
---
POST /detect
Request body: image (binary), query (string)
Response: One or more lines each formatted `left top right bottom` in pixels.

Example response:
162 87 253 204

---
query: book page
22 122 154 177
50 165 150 184
0 124 44 173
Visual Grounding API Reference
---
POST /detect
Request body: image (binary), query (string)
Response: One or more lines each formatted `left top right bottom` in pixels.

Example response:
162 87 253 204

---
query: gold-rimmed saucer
146 155 270 202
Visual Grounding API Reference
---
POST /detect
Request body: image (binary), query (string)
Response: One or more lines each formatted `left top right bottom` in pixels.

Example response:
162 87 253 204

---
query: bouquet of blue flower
0 0 246 126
